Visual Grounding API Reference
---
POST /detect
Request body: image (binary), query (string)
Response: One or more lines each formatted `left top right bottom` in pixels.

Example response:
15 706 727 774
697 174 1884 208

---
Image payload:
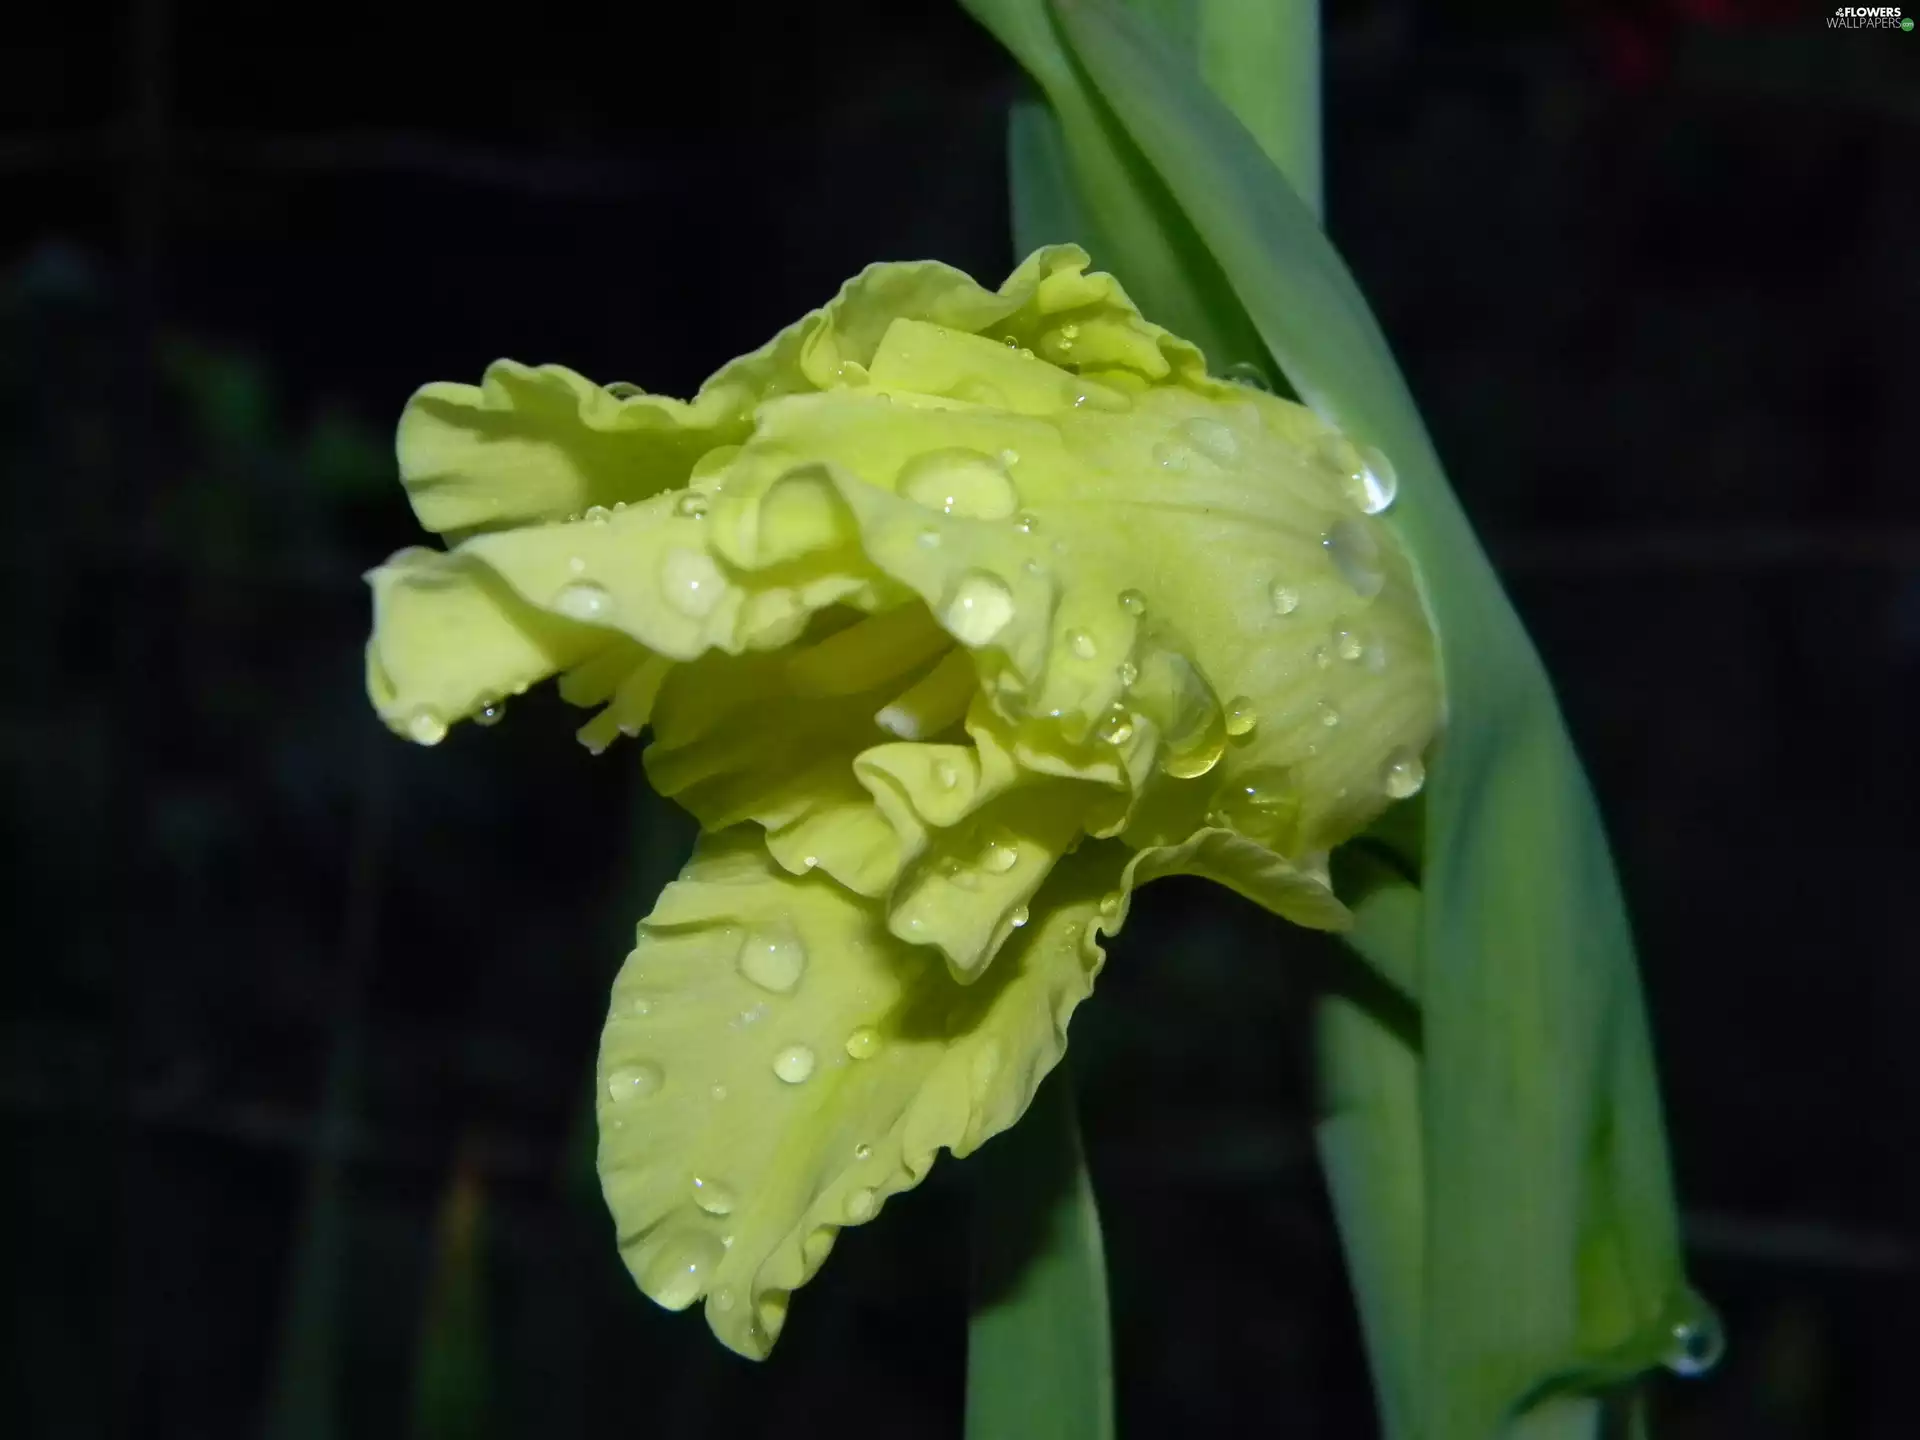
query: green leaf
972 1 1691 1434
965 1068 1115 1440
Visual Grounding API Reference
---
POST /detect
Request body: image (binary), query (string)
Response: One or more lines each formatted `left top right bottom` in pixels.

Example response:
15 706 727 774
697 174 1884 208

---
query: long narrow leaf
967 1 1690 1434
965 1069 1114 1440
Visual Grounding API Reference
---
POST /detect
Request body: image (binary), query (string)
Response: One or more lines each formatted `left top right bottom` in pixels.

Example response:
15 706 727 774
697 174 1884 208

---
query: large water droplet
844 1027 880 1060
1068 628 1097 660
692 1176 736 1216
554 579 614 623
737 928 807 993
1353 446 1398 514
1214 768 1301 846
979 830 1020 873
1117 589 1147 617
772 1044 816 1085
607 1063 663 1103
1096 706 1135 745
1662 1294 1727 1378
643 1233 722 1311
1222 360 1274 392
674 491 710 519
1224 696 1257 737
1323 518 1385 600
943 572 1015 646
1382 748 1426 799
472 697 506 728
407 708 447 746
1180 416 1241 467
662 547 726 618
584 504 613 526
853 1143 872 1161
845 1187 878 1222
1269 581 1301 616
899 448 1020 520
1009 904 1029 929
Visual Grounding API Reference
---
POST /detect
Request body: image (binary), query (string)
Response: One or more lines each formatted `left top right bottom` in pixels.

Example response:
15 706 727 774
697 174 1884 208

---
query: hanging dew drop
472 696 506 728
406 708 447 746
1662 1293 1727 1378
1382 748 1426 799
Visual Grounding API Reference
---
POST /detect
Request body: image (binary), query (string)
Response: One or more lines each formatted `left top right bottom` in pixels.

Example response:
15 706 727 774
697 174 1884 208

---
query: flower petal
596 825 1126 1358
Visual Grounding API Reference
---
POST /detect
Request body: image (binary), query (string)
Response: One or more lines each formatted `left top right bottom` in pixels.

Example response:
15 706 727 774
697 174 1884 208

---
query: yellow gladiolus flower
364 244 1440 1358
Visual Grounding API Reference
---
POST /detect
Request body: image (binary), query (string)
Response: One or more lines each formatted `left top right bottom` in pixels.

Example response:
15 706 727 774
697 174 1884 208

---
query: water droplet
710 1083 729 1101
643 1234 722 1311
1068 628 1097 660
584 504 613 525
772 1044 816 1084
1215 769 1301 845
737 928 807 993
1009 905 1029 929
1222 360 1273 392
1224 696 1257 737
554 580 614 623
1324 518 1385 600
674 491 710 518
1312 644 1332 671
631 996 653 1018
662 547 726 618
714 1286 737 1312
407 708 447 746
844 1027 880 1060
1117 589 1147 617
853 1143 872 1161
1097 892 1121 918
943 572 1015 646
472 696 506 728
1336 627 1366 661
845 1187 878 1221
1180 416 1241 467
1382 748 1426 799
568 554 588 575
1096 706 1135 746
1116 659 1139 688
979 830 1020 874
692 1176 736 1216
998 448 1021 468
899 448 1020 520
917 528 942 549
1318 702 1342 728
606 1063 663 1103
933 759 960 790
1013 512 1038 534
1269 581 1301 616
1352 446 1398 514
1152 440 1192 471
1662 1295 1726 1378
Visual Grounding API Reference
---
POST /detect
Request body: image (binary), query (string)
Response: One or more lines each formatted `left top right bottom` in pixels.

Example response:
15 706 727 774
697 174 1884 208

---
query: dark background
3 1 1915 1436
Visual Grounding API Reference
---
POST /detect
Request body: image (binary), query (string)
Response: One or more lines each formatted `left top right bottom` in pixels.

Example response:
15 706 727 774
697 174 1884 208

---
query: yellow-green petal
596 826 1125 1359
